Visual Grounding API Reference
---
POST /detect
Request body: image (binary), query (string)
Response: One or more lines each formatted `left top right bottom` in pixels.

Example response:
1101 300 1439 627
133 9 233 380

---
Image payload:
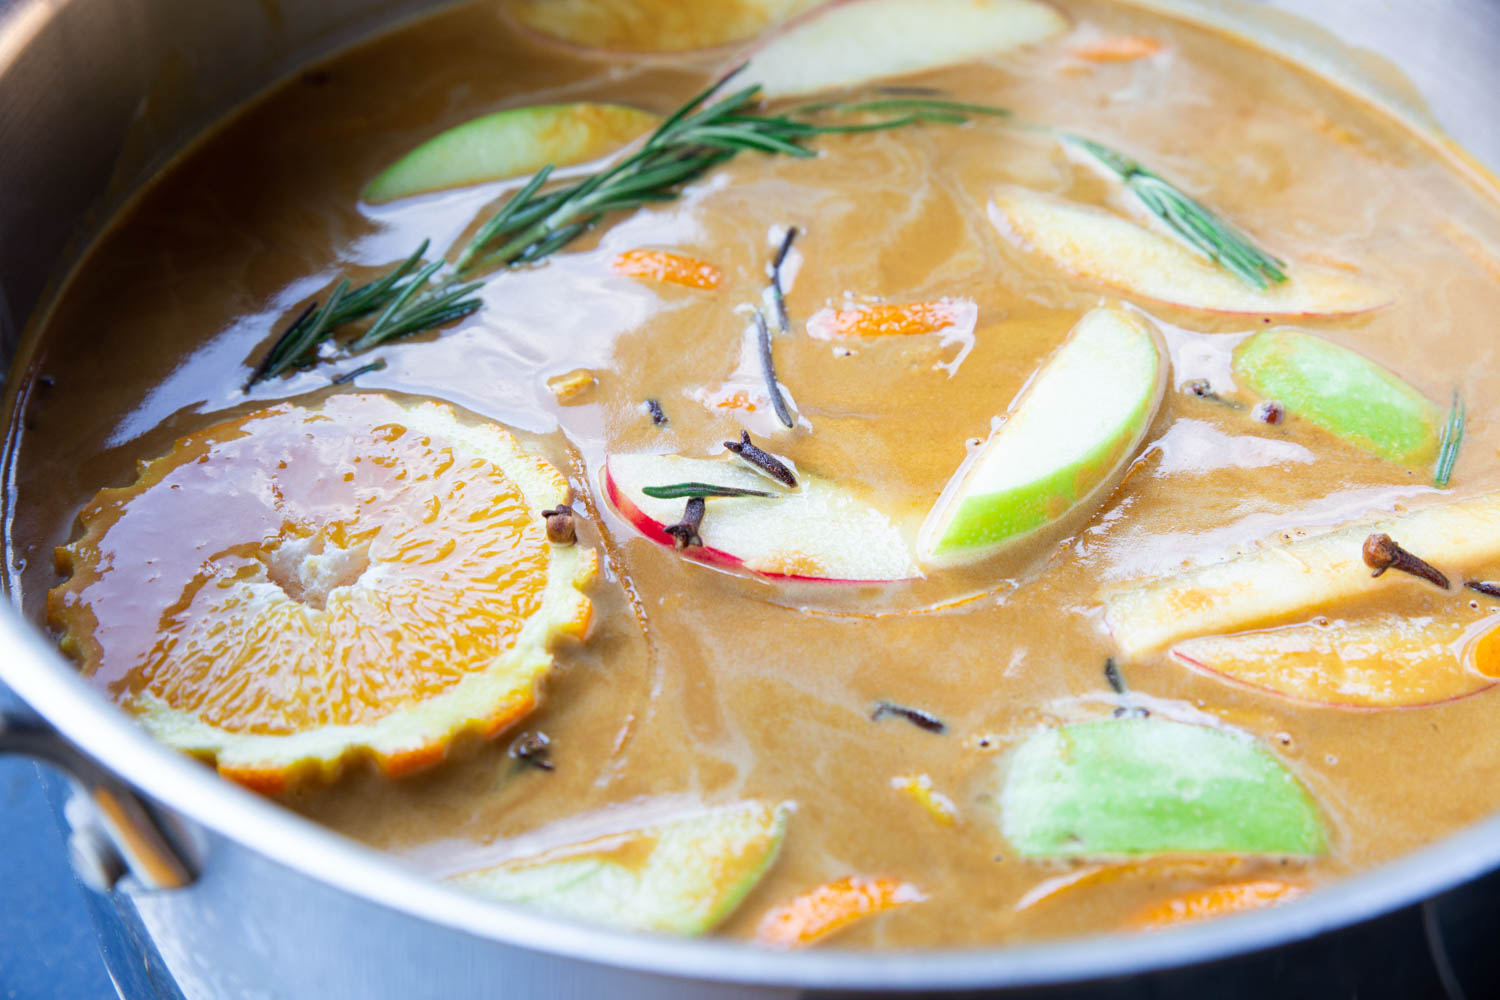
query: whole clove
1465 580 1500 599
664 497 706 549
509 731 554 771
645 398 668 426
542 504 576 545
724 430 797 487
1362 532 1449 589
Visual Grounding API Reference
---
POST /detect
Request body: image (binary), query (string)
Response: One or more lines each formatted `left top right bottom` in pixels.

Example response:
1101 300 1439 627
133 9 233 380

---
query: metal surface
2 0 1500 997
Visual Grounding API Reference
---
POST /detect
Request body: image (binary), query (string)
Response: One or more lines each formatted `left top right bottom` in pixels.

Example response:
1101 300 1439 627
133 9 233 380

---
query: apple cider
9 0 1500 948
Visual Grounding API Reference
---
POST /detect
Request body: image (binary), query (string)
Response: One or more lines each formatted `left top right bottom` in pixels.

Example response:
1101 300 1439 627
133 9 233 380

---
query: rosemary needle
642 483 778 500
1435 390 1466 488
755 308 795 429
247 71 1007 384
1063 134 1288 290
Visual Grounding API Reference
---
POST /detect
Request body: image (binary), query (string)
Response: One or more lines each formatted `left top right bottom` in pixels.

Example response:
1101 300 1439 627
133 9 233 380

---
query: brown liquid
10 0 1500 948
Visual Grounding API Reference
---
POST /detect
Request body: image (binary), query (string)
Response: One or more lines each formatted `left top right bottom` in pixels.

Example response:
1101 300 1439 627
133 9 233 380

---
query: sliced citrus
49 393 597 793
504 0 823 53
756 876 925 948
611 248 723 289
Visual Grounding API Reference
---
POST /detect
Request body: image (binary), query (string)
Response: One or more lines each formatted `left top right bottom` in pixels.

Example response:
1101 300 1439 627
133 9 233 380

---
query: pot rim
9 602 1500 991
7 0 1500 990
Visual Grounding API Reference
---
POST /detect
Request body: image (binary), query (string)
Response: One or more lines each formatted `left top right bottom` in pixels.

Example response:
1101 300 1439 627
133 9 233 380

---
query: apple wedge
1232 328 1441 466
989 186 1392 317
1173 616 1500 709
450 800 791 935
742 0 1069 99
1103 490 1500 659
998 718 1327 858
918 306 1165 566
504 0 822 54
363 103 659 204
604 453 920 582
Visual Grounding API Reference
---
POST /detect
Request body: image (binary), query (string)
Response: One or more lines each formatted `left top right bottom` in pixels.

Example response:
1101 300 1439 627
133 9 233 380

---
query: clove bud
1362 532 1449 589
664 497 705 550
542 504 576 545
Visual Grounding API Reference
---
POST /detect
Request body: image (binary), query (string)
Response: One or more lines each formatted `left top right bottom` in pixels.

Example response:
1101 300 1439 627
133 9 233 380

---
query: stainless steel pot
3 2 1499 996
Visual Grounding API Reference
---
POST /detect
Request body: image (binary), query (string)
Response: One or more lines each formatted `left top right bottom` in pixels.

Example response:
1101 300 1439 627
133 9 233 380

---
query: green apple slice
363 103 660 204
450 800 792 935
1232 328 1441 466
989 186 1392 317
504 0 822 54
918 306 1165 565
1174 616 1500 709
742 0 1069 99
1104 490 1500 659
999 718 1327 857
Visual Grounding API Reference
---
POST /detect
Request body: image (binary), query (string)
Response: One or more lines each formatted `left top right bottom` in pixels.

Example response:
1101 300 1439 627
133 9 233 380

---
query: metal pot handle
0 700 195 891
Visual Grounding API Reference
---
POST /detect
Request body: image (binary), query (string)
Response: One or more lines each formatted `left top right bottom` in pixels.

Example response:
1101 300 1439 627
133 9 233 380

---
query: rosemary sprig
642 482 778 500
247 73 1006 384
1435 390 1466 488
1064 135 1288 290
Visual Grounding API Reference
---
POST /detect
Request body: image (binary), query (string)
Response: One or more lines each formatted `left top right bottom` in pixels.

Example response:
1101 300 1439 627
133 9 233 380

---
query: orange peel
612 248 723 289
1131 879 1304 929
756 876 925 948
49 393 597 792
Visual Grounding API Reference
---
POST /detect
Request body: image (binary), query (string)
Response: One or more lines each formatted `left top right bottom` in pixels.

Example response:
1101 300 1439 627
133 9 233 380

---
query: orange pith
612 248 722 289
816 301 963 338
1131 880 1304 929
49 393 593 786
756 876 923 948
1072 36 1164 63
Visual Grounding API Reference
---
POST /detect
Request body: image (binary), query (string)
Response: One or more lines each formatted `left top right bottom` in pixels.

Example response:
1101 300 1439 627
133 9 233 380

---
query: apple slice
918 306 1165 565
999 718 1327 858
363 103 659 204
604 453 920 582
989 186 1391 317
504 0 823 54
1104 490 1500 659
742 0 1069 99
1173 616 1500 708
450 800 791 935
1232 328 1441 466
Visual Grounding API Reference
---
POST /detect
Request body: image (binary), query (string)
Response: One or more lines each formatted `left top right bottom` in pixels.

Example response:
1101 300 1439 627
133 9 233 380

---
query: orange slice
504 0 823 54
612 249 723 290
807 300 976 339
756 876 925 948
1131 879 1304 929
49 393 597 793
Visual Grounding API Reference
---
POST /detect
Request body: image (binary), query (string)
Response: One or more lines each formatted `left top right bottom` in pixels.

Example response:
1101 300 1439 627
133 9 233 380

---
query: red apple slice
742 0 1069 99
603 453 919 582
1103 490 1500 659
989 186 1392 317
1174 616 1500 708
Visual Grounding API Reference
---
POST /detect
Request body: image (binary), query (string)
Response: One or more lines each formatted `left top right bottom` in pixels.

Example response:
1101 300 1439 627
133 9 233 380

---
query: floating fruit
611 248 723 289
1130 879 1304 929
918 306 1165 565
989 186 1391 317
363 102 659 203
806 299 976 339
49 394 597 792
1173 616 1500 708
742 0 1068 98
998 718 1327 857
504 0 822 53
1103 491 1500 659
603 453 920 582
452 800 791 935
756 875 925 948
1232 328 1441 466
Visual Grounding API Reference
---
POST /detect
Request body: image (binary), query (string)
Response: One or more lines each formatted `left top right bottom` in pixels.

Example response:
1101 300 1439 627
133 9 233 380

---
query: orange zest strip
1015 856 1245 911
612 248 722 289
1071 35 1164 63
809 300 967 339
757 876 925 949
1131 880 1304 930
713 389 757 411
891 774 958 826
